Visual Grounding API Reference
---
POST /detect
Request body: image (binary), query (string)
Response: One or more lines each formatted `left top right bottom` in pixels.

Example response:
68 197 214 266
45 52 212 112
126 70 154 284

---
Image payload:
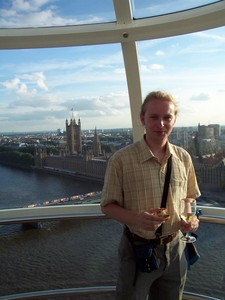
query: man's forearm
101 202 137 226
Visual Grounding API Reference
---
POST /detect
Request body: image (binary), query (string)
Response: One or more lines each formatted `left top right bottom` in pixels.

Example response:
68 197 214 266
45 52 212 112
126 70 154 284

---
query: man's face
140 99 176 143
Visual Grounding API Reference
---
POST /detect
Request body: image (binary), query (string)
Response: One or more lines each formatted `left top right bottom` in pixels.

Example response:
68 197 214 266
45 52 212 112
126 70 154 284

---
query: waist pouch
134 243 160 273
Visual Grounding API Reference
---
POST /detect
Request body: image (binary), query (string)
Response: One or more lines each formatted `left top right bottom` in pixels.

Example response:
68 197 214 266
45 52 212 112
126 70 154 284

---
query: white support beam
121 41 144 142
113 0 133 24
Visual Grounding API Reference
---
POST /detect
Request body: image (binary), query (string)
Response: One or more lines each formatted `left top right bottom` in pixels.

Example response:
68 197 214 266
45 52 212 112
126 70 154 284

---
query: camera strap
155 155 172 238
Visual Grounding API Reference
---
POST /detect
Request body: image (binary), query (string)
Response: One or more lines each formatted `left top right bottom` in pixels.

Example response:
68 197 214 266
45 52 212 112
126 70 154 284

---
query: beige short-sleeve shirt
101 136 201 239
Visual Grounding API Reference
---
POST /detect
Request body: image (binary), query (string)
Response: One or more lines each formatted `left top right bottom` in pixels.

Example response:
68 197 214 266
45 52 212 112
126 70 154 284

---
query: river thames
0 164 224 299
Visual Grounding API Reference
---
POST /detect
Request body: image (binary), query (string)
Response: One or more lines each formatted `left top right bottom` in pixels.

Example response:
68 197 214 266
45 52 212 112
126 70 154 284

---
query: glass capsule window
0 0 116 28
132 0 221 18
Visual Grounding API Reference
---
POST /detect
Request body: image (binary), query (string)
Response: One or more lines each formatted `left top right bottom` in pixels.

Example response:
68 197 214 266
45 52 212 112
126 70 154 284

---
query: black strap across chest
155 155 172 237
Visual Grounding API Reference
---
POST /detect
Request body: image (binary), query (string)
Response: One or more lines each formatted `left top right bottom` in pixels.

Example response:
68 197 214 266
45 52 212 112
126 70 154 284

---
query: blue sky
0 0 225 132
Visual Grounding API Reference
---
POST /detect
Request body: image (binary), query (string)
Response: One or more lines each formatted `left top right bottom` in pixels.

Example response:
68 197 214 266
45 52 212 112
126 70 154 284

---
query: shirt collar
139 136 154 163
167 142 179 160
139 135 179 163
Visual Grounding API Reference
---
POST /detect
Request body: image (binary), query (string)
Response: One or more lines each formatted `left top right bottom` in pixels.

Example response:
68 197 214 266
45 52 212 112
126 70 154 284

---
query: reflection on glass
132 0 220 19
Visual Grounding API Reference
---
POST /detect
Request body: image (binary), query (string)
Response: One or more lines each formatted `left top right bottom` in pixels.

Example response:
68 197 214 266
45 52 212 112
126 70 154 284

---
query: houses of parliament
34 118 225 188
34 117 106 182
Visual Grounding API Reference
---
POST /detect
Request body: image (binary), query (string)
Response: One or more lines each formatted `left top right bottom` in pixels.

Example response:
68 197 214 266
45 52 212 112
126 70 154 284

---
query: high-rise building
198 123 221 139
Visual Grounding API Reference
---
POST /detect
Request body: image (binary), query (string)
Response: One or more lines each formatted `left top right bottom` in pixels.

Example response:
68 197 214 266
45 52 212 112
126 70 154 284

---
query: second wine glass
180 198 196 243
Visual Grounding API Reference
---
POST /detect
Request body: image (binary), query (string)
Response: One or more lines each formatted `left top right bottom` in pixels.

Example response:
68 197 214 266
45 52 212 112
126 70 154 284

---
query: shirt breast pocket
170 177 187 203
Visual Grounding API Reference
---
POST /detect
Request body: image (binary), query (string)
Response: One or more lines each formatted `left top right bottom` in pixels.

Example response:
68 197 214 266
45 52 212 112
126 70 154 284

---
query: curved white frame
1 2 225 48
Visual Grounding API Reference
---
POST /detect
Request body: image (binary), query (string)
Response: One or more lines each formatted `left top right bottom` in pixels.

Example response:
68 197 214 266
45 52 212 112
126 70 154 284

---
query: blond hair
140 91 179 117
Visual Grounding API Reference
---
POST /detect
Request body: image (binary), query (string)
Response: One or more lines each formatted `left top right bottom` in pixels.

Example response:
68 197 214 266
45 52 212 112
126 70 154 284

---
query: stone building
92 127 102 156
34 118 106 182
66 117 82 155
198 123 221 139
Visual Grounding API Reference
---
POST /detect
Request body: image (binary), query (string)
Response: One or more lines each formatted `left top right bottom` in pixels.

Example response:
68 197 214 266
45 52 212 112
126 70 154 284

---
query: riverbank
35 166 104 184
0 160 33 170
0 161 104 184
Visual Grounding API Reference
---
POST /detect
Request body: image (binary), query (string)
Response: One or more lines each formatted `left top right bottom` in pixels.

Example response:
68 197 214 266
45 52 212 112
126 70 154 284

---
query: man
101 91 200 300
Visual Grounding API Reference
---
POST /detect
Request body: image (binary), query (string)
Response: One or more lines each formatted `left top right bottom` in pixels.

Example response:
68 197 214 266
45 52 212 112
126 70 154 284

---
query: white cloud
140 63 164 73
12 0 42 11
114 68 125 74
0 0 106 28
1 72 48 98
194 31 225 42
150 64 164 70
0 77 20 90
18 72 48 91
63 92 129 115
36 73 48 91
155 50 165 56
17 82 28 94
190 93 210 101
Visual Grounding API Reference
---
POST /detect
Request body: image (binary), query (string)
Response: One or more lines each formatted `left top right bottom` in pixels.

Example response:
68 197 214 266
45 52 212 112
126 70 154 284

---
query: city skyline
0 1 225 132
0 122 224 136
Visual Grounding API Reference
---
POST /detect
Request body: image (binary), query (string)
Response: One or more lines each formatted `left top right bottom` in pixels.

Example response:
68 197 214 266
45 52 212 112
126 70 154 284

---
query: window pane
138 26 225 207
0 43 131 209
0 44 130 133
132 0 221 18
0 0 115 28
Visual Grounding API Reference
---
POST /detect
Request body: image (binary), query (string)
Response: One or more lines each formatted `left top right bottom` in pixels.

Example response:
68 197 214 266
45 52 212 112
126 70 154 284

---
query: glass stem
186 232 190 240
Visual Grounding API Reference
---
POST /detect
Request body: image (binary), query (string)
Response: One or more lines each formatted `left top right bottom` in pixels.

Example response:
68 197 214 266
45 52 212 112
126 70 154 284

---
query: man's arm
101 202 138 226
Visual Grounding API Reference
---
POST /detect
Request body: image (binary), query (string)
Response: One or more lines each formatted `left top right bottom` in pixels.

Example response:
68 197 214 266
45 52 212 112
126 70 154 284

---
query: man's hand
181 215 199 232
135 208 169 231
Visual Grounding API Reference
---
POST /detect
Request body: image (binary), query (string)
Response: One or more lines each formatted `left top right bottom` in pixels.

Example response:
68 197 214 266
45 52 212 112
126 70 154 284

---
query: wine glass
180 198 196 243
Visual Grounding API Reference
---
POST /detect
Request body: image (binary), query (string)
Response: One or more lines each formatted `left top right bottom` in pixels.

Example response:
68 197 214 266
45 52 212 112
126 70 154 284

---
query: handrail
0 204 103 225
0 286 221 300
198 206 225 224
0 286 115 299
183 292 221 300
0 204 224 225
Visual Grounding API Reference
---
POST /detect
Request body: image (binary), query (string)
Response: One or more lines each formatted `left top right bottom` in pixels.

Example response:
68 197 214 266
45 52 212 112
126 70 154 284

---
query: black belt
125 226 177 245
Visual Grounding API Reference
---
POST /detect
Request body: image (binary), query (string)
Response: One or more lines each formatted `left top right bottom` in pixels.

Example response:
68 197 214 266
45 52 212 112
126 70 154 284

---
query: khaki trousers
116 231 187 300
